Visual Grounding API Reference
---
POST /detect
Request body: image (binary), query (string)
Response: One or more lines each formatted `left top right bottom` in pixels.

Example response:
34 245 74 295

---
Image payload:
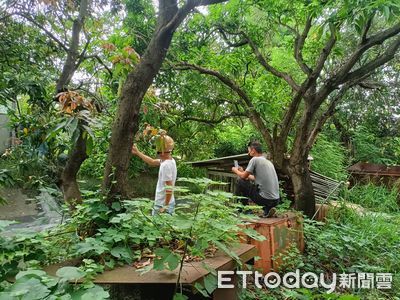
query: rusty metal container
240 213 304 274
348 162 400 188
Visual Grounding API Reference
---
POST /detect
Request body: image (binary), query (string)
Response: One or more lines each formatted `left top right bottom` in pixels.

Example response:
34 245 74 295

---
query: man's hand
131 144 139 155
232 167 250 180
159 207 166 213
232 166 244 174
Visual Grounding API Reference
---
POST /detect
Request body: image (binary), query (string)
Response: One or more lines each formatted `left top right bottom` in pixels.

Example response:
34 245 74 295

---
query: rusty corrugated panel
348 162 400 177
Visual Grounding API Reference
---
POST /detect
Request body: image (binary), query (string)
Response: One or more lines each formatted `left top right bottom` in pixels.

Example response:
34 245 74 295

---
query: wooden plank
208 170 237 178
44 244 256 285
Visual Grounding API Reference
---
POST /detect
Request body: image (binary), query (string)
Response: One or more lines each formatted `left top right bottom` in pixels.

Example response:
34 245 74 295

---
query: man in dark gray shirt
232 141 280 217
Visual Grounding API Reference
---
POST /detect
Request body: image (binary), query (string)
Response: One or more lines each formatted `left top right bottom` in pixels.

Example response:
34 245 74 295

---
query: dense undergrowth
241 185 400 300
0 178 265 299
1 178 399 299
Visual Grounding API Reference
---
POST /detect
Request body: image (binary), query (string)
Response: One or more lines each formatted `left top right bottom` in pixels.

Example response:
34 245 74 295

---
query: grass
343 183 399 213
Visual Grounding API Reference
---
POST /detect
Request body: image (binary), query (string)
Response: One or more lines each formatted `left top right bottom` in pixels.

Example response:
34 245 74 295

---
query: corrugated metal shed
348 162 400 187
188 154 340 202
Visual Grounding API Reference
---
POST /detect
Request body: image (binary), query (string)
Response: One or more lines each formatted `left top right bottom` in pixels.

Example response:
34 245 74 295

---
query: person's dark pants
235 178 280 215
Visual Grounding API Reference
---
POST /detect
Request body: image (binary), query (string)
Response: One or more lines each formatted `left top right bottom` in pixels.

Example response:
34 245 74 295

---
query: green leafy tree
165 0 400 216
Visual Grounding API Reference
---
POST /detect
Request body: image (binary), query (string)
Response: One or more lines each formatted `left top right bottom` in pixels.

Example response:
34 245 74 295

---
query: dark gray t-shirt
245 156 280 199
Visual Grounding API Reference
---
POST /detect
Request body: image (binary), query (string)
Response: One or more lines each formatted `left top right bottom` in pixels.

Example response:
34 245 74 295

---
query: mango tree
102 0 229 201
167 0 400 216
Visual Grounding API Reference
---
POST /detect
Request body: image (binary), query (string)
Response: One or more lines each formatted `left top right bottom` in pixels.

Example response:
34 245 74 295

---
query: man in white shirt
131 134 177 215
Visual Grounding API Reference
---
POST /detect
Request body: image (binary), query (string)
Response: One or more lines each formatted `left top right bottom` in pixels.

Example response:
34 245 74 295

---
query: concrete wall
0 113 10 154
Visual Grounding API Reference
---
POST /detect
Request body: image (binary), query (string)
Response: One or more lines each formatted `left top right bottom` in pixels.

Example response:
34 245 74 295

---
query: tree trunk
60 131 87 208
287 102 317 218
289 164 315 217
56 0 88 93
101 0 228 202
57 0 89 204
102 29 175 201
331 116 352 151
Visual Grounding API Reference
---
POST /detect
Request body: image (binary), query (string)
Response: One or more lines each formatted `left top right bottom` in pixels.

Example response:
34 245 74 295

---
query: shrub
344 183 399 213
311 134 348 180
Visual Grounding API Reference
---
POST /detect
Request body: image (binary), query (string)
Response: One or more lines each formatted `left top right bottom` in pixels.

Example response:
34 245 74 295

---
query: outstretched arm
131 144 160 167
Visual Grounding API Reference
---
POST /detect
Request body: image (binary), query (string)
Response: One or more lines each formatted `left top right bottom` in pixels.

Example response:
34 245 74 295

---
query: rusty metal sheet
348 162 400 177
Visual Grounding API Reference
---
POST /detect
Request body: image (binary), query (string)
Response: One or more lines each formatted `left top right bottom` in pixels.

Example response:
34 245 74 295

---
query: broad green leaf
153 248 181 271
110 246 133 262
194 282 209 297
214 241 240 264
9 278 50 300
16 269 47 280
173 293 188 300
241 227 266 242
70 285 109 300
56 266 85 281
203 274 217 294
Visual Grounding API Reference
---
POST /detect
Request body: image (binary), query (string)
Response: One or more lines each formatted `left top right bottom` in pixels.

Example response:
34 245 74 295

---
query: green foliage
311 133 348 180
0 143 60 190
272 243 304 273
0 268 109 300
353 126 400 165
213 123 262 157
176 162 206 178
70 178 264 270
0 222 74 284
0 177 266 299
240 287 362 300
0 169 15 187
344 183 400 213
301 208 400 299
153 248 181 271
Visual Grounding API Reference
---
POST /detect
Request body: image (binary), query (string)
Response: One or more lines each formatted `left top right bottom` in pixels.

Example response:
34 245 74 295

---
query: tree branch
294 15 312 75
361 15 374 43
84 55 113 77
164 0 228 33
341 35 400 84
279 23 337 141
174 62 274 149
328 22 400 88
76 36 91 70
243 32 301 91
56 0 89 92
180 112 247 125
17 13 68 52
307 71 374 148
307 84 351 148
217 27 248 47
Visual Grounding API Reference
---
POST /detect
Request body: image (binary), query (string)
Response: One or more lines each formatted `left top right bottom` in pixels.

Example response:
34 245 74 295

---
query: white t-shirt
155 158 177 206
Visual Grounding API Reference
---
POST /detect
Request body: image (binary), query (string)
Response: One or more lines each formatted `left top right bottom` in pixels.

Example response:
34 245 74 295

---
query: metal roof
348 162 400 177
